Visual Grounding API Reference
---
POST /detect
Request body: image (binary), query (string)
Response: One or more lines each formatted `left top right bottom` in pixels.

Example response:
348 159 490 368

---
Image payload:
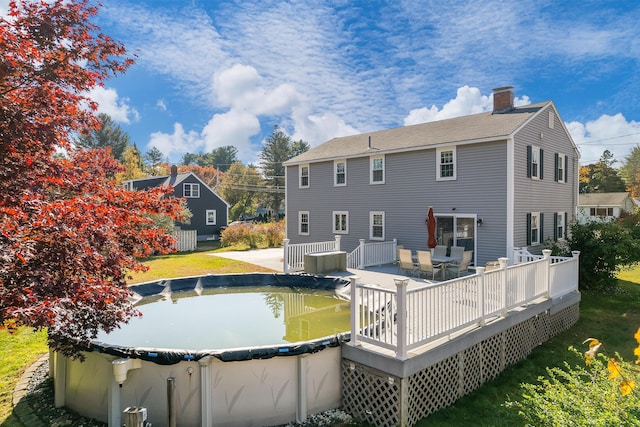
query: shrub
220 220 285 249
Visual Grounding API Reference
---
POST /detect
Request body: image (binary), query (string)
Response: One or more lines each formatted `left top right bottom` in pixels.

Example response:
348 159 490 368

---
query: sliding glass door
435 215 476 262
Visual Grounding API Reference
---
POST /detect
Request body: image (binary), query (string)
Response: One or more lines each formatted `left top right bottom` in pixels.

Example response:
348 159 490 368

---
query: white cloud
87 86 139 124
403 86 530 125
201 109 261 161
291 108 359 146
566 113 640 165
148 123 202 160
156 99 167 112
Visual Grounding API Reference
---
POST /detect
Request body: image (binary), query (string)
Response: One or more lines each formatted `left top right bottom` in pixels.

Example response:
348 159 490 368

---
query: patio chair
433 245 447 258
416 250 442 280
450 246 464 263
447 250 473 278
397 248 417 276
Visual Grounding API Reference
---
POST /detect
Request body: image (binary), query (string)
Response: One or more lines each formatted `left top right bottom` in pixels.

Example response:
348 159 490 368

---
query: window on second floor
183 183 200 198
555 153 567 183
370 155 385 184
334 160 346 186
527 145 543 180
299 211 309 235
299 164 309 188
206 209 216 225
436 147 456 181
333 211 349 234
370 211 385 240
527 212 542 245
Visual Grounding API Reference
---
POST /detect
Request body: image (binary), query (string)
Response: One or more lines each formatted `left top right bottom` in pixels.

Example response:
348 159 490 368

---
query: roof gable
578 192 631 206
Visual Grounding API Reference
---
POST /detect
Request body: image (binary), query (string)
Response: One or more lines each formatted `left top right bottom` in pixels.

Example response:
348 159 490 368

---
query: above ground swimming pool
51 273 353 427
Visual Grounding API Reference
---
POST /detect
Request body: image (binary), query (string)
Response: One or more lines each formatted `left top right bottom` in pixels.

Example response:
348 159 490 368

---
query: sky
4 0 640 167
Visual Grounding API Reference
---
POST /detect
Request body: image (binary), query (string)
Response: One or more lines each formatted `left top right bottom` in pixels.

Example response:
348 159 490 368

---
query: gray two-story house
124 166 229 241
283 87 580 266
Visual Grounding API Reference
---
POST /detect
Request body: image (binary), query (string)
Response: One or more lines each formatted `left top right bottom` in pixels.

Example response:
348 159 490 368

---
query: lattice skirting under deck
342 302 580 427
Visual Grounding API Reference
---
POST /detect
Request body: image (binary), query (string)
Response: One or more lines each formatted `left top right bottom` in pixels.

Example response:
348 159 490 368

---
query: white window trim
370 155 385 185
531 211 540 245
332 211 349 234
370 211 385 241
557 211 564 240
334 159 347 187
531 146 541 180
299 164 309 188
206 209 216 225
299 211 309 236
557 153 565 183
436 147 456 181
183 183 200 198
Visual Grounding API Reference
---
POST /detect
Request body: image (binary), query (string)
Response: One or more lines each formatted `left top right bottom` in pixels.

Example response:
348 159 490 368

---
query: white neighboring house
577 192 637 223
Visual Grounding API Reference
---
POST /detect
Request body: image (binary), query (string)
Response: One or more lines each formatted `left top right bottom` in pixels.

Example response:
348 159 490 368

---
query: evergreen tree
259 126 309 216
143 146 165 175
74 113 130 161
620 145 640 197
579 150 626 193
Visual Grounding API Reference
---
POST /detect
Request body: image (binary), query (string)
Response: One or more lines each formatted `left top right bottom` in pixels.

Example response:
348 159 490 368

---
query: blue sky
5 0 640 166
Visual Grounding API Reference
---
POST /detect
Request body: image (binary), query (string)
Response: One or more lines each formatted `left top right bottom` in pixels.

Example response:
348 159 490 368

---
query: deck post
394 278 409 360
334 235 341 251
572 251 581 292
542 249 552 298
349 276 359 347
358 239 366 269
283 239 290 273
476 267 486 326
499 257 509 316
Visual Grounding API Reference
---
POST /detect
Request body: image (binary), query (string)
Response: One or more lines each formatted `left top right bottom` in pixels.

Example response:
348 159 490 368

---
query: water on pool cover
95 286 351 350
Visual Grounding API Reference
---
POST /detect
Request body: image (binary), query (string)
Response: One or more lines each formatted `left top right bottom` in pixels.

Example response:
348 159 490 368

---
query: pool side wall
54 346 342 427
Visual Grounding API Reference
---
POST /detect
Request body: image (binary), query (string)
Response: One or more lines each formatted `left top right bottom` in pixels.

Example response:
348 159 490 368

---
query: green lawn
2 256 640 426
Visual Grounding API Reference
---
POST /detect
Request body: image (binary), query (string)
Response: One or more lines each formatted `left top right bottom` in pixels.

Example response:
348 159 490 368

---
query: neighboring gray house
283 87 580 266
577 192 636 223
124 166 229 241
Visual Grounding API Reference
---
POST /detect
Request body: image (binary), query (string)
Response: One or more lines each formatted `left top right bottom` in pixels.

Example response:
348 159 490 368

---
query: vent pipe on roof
492 86 515 113
368 136 371 149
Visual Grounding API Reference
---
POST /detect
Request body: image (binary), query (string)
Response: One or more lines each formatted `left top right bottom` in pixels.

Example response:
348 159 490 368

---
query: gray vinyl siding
513 105 577 252
174 175 228 240
286 141 510 265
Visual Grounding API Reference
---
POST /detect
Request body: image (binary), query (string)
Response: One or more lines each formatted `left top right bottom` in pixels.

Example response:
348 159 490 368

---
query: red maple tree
0 0 183 357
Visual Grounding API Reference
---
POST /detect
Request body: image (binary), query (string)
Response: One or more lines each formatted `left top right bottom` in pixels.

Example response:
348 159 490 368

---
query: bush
552 218 640 291
220 220 285 249
507 346 640 426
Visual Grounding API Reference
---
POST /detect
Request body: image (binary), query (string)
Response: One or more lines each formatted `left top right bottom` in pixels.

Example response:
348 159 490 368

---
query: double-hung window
554 212 566 240
436 147 456 181
370 211 385 240
299 211 309 235
370 155 385 184
334 160 346 186
206 210 216 225
333 211 349 234
183 183 200 198
527 212 542 245
555 153 567 183
527 145 543 180
299 164 309 188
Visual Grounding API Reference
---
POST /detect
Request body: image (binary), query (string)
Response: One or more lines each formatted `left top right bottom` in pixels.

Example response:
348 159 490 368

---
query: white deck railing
350 250 580 359
347 239 398 269
283 236 341 273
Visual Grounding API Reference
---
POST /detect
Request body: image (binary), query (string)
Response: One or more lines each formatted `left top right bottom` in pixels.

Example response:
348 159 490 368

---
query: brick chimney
492 86 514 113
170 164 178 177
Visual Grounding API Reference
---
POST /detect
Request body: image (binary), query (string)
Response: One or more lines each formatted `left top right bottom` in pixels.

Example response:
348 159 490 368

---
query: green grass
0 250 268 426
0 328 48 426
419 271 640 426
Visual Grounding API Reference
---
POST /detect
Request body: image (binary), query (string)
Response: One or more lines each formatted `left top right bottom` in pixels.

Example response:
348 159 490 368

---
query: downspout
506 136 515 263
